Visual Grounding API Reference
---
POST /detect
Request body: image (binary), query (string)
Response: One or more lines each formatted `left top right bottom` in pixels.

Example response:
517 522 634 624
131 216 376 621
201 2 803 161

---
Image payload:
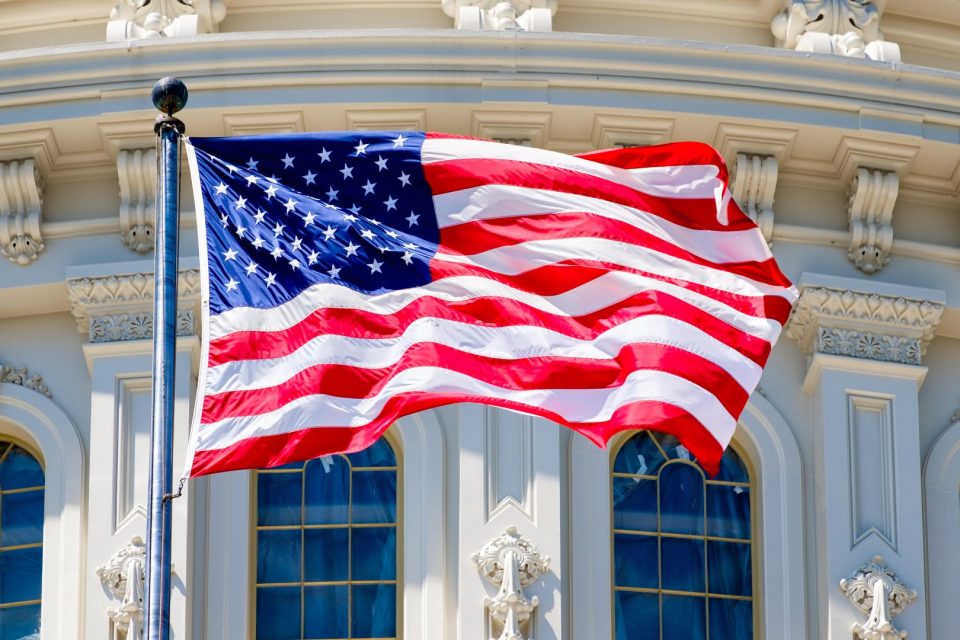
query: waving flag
184 132 797 477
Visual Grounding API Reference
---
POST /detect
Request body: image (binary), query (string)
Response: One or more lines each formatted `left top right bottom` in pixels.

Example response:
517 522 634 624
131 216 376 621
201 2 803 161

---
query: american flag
183 132 797 477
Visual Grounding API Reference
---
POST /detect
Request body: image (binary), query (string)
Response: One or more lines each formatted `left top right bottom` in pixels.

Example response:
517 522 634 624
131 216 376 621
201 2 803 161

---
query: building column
787 273 944 640
67 263 201 640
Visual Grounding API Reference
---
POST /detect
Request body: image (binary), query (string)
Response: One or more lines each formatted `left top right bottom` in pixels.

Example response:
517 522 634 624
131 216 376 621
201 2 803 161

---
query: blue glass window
255 438 398 639
613 432 753 640
0 441 44 640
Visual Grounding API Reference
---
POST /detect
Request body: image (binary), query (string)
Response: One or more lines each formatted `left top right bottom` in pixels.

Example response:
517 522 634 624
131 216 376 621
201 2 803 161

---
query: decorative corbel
847 167 898 274
97 537 147 640
731 153 777 244
107 0 226 41
117 148 157 253
0 159 44 265
442 1 557 32
840 556 917 639
472 526 550 640
771 0 901 62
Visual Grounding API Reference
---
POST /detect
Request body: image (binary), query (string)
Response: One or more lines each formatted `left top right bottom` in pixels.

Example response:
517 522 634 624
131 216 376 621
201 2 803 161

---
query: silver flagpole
145 77 188 640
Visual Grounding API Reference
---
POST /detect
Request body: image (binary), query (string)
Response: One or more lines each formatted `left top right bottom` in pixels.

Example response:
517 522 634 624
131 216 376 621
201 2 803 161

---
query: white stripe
207 272 783 342
206 314 762 394
433 236 789 299
434 184 773 263
422 137 724 200
196 367 736 452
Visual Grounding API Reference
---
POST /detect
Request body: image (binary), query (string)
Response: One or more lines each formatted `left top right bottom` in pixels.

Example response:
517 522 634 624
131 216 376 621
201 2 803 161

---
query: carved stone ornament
0 363 52 398
0 159 45 265
107 0 226 41
771 0 901 62
731 153 777 244
848 168 898 274
117 148 157 253
97 537 146 640
67 270 200 343
840 555 917 639
472 526 550 640
442 1 557 32
786 283 944 365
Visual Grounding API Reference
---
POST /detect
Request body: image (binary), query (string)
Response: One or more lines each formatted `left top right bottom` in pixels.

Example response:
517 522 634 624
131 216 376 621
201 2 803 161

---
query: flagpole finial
152 77 188 116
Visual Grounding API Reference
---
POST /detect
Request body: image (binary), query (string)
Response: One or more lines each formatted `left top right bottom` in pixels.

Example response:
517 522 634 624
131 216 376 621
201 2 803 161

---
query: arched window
254 438 399 640
612 431 754 640
0 440 44 639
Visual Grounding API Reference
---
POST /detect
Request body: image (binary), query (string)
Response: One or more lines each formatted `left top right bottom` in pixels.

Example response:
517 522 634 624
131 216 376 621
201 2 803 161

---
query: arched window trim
570 394 807 640
0 382 85 640
924 418 960 640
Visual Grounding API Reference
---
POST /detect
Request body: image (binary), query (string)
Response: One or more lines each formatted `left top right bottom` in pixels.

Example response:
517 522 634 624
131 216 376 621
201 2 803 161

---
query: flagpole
145 77 187 640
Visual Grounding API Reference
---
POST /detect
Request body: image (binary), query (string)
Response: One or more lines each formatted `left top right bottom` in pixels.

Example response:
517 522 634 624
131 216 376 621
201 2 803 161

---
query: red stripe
190 393 723 477
429 258 795 323
423 158 756 232
202 341 749 423
207 289 772 368
438 212 792 287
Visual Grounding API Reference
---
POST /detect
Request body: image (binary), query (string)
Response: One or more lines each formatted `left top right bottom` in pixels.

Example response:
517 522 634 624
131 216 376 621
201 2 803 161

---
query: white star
235 196 247 210
403 242 417 250
273 222 285 237
226 164 238 174
303 170 317 185
318 148 332 163
264 271 277 286
360 228 375 240
377 244 388 253
265 184 279 199
392 134 408 147
343 213 358 222
291 236 303 252
236 224 247 239
367 259 383 274
284 198 297 213
347 204 362 215
267 176 279 184
225 278 239 292
214 182 228 195
245 174 258 186
369 218 382 226
375 156 388 171
325 186 339 201
386 229 399 239
401 251 414 265
288 258 301 270
384 195 398 211
327 264 341 278
340 164 354 179
270 245 284 260
220 213 230 227
322 226 336 241
354 140 369 156
362 180 376 195
303 211 317 226
282 154 295 169
245 261 258 275
344 242 360 257
405 212 420 226
246 158 259 171
252 235 265 249
398 172 411 187
253 209 266 224
307 251 319 266
223 248 238 261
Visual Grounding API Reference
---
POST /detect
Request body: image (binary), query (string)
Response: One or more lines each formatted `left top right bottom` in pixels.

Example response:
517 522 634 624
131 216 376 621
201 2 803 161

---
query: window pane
0 604 41 640
706 485 751 540
304 458 349 525
1 490 44 546
304 585 349 639
257 472 302 527
352 527 397 581
660 537 705 593
614 591 659 640
304 528 348 582
0 447 44 490
709 598 753 639
661 595 706 640
614 431 666 475
713 448 749 483
346 439 396 468
352 471 396 524
613 477 657 532
0 547 42 604
659 464 705 536
351 584 396 638
255 587 300 640
614 534 658 589
708 541 752 597
257 530 300 584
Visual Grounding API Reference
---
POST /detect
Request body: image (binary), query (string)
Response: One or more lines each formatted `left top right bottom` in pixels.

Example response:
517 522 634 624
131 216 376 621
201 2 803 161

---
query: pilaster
787 273 944 640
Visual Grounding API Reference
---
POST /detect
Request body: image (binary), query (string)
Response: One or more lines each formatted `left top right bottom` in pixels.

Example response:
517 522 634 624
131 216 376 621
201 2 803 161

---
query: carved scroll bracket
840 555 917 639
848 168 899 274
771 0 901 62
0 159 44 265
731 153 777 244
472 526 550 640
442 1 557 32
97 537 146 640
117 148 157 253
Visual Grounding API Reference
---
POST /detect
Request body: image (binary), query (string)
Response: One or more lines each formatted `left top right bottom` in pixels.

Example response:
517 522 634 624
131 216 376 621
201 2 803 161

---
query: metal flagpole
145 77 188 640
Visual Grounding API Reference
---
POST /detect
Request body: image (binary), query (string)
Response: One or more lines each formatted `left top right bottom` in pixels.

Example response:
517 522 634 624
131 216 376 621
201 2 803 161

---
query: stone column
67 263 201 640
786 273 944 640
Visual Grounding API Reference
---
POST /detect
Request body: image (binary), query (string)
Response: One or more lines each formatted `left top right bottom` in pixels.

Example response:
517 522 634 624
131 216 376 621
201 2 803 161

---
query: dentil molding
786 275 945 365
847 167 898 274
839 555 917 640
442 1 557 32
107 0 226 41
117 148 157 254
0 363 52 398
0 159 44 265
67 269 200 343
96 537 146 640
731 153 777 244
771 0 901 62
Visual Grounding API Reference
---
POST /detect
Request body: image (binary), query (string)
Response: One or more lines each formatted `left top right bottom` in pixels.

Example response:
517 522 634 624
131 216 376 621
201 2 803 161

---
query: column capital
786 273 944 367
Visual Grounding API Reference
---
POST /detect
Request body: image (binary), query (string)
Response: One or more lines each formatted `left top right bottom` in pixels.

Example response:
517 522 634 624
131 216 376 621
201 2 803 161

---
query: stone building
1 1 959 639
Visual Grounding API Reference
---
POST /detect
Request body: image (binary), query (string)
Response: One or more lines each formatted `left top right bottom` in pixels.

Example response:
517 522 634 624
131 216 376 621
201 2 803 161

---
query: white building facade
1 1 960 638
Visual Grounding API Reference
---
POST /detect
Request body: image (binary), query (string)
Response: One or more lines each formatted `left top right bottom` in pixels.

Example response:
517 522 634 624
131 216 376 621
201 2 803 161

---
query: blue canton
189 132 439 316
